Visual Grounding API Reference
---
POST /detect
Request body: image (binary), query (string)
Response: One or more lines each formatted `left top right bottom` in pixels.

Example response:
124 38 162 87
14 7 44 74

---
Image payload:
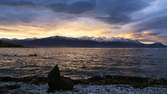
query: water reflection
0 48 167 79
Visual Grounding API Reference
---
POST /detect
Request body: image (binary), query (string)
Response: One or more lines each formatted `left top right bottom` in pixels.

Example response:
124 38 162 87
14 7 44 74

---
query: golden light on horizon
0 18 113 39
116 34 135 39
0 24 164 45
141 41 155 44
0 18 166 45
47 21 112 38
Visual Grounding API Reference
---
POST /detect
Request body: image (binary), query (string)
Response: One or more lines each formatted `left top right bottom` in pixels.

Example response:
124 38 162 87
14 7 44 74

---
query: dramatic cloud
95 0 152 24
131 0 167 44
0 6 39 25
48 1 95 14
0 0 96 14
0 0 167 44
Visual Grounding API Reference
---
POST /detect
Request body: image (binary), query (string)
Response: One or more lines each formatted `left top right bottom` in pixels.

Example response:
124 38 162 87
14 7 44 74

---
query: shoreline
0 75 167 88
1 83 166 94
1 75 167 94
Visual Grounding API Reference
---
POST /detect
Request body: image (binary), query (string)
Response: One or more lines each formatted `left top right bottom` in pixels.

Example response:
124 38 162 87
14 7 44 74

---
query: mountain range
1 36 167 48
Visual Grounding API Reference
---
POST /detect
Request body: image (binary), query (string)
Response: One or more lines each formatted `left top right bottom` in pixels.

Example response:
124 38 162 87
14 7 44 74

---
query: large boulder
48 65 73 92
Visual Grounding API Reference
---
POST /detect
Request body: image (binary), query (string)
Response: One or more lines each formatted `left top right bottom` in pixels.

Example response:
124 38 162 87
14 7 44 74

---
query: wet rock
0 85 20 90
0 85 20 94
10 89 33 94
0 90 8 94
0 75 167 89
48 65 74 92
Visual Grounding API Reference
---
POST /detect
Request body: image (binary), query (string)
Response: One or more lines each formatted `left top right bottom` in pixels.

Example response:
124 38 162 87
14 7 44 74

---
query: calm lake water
0 48 167 79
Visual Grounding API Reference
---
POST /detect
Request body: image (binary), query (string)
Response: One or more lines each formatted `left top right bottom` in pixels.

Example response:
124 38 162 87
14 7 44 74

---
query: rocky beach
0 65 167 94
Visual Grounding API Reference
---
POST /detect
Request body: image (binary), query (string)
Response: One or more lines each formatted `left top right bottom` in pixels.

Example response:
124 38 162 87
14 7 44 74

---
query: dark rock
10 89 33 94
0 85 20 90
48 65 74 92
28 54 38 57
0 85 20 94
0 75 167 89
0 89 8 94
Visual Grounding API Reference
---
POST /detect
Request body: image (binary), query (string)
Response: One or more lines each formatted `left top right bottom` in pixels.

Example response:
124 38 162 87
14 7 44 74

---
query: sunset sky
0 0 167 44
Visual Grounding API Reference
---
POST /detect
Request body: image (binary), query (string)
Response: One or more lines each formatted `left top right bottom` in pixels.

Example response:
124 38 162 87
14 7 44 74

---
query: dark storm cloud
0 0 34 6
137 14 167 31
47 1 95 14
133 0 167 42
0 13 35 23
0 0 154 25
0 0 165 31
0 0 96 14
66 1 95 14
0 6 39 25
96 0 152 24
0 0 96 25
148 32 161 36
96 15 131 25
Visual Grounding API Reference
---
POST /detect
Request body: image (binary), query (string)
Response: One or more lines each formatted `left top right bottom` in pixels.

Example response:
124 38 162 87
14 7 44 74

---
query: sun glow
0 18 113 39
0 17 166 45
116 34 135 39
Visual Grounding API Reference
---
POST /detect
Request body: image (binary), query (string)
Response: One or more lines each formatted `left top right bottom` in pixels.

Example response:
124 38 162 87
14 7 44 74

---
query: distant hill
0 40 23 47
1 36 167 48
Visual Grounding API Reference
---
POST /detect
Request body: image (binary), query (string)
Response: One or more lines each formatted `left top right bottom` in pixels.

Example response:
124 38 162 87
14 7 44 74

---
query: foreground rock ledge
48 65 74 92
0 70 167 90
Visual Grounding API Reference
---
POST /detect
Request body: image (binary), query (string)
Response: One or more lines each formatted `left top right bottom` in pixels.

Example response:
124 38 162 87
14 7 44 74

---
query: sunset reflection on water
0 48 167 79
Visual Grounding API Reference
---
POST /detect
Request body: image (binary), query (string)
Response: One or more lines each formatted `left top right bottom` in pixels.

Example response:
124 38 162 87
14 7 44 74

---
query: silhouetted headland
0 40 23 47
